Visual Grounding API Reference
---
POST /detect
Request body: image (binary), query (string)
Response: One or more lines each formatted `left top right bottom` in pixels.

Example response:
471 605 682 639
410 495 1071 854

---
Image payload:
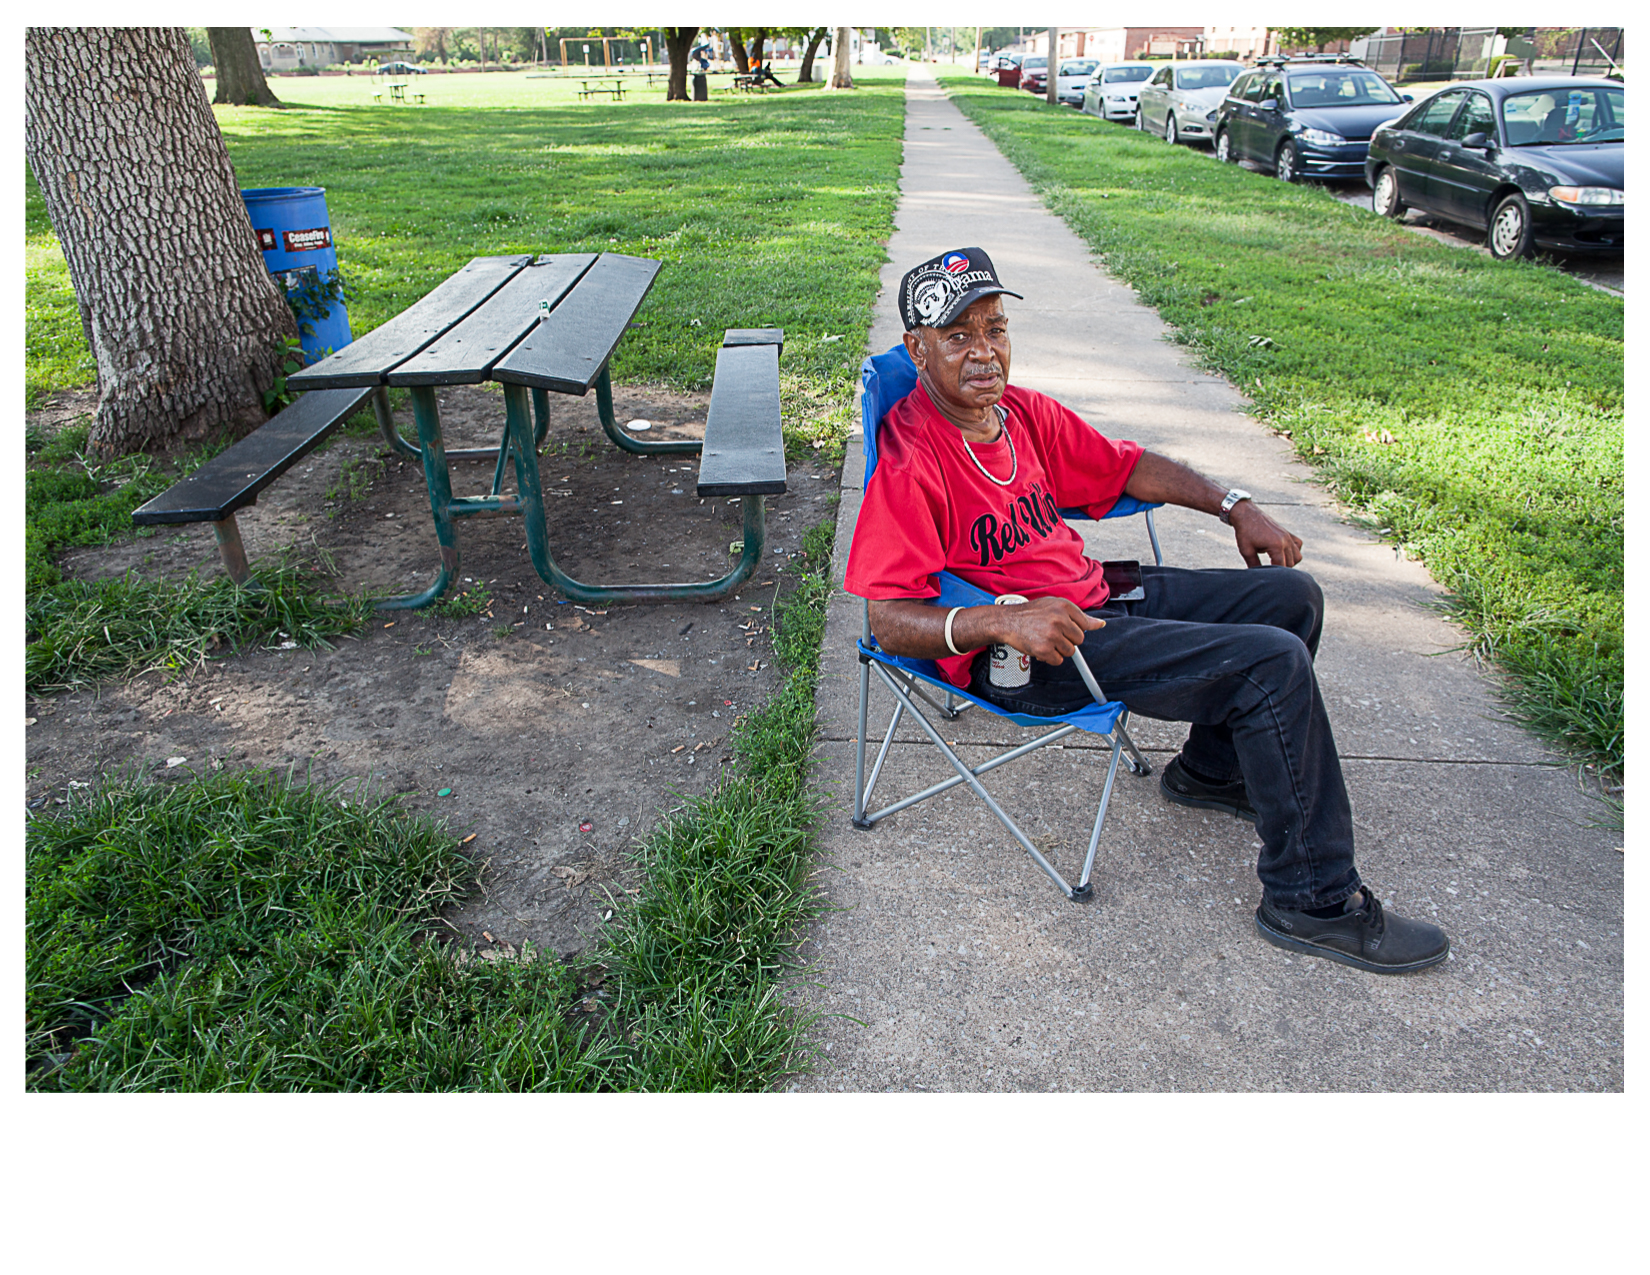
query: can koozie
989 594 1031 689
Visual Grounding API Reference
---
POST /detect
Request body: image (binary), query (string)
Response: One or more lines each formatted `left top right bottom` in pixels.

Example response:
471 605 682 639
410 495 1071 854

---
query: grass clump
26 554 369 692
28 518 841 1091
940 77 1623 779
27 772 616 1091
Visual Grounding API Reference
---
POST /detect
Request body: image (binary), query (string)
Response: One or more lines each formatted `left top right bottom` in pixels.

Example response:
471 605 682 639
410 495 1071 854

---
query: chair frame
849 343 1163 903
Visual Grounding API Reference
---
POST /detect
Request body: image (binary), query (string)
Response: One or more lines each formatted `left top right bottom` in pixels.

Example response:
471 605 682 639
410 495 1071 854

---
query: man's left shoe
1255 890 1450 974
1160 755 1258 824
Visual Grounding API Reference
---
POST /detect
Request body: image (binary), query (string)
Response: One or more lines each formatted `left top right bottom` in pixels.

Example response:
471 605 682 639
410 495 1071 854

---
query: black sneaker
1160 755 1258 824
1255 890 1450 974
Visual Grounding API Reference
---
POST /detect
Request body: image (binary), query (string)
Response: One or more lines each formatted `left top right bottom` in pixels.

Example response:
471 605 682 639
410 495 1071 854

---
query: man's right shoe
1160 755 1258 825
1255 890 1450 974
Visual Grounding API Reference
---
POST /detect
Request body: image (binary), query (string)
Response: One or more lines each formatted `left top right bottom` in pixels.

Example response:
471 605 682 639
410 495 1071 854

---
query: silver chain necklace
960 405 1016 487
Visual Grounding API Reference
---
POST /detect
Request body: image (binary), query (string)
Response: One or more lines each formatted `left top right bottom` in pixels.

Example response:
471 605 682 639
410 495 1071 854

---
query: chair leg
1115 717 1152 776
1077 727 1129 891
853 658 873 828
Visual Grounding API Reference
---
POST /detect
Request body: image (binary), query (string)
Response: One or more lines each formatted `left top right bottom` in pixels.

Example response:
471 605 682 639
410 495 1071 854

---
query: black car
1213 57 1411 182
1365 78 1624 259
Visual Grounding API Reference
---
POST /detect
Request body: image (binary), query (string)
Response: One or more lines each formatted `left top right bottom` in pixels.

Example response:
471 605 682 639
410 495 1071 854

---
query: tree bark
830 28 854 89
26 27 297 456
748 28 769 67
1047 28 1060 105
206 27 279 106
728 30 750 73
663 26 697 102
799 27 827 83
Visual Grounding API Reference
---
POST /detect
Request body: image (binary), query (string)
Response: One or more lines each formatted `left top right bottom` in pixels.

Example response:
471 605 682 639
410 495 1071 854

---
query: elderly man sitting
845 247 1450 975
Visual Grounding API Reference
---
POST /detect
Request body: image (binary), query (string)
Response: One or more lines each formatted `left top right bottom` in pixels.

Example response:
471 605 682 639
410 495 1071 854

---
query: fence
1361 27 1623 82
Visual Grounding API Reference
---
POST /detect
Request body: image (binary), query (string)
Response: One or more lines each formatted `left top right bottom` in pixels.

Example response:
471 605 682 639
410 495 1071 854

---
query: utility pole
1046 27 1059 105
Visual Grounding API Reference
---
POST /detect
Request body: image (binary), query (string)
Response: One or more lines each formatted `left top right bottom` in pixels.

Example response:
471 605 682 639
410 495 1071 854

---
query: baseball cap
898 247 1023 331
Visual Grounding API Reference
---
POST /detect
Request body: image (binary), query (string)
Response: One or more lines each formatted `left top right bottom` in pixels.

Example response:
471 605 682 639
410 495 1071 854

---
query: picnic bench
578 77 627 100
177 252 781 608
131 386 376 583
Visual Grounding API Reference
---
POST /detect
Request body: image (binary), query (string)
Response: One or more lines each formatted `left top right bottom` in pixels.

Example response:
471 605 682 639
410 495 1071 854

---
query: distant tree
207 27 279 105
1271 27 1379 53
415 27 453 64
26 27 297 454
796 26 828 82
662 26 697 101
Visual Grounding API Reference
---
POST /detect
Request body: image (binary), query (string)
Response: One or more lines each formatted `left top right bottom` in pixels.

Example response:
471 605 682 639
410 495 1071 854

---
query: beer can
989 594 1031 689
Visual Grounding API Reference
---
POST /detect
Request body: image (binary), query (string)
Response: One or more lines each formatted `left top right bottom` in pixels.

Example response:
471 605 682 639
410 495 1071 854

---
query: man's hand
1229 500 1303 568
867 595 1103 665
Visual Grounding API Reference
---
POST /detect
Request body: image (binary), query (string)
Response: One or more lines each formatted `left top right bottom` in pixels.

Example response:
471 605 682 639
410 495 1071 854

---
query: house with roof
255 27 413 71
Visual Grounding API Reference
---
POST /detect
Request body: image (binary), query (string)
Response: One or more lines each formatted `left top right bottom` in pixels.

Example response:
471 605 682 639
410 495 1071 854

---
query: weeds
432 582 493 618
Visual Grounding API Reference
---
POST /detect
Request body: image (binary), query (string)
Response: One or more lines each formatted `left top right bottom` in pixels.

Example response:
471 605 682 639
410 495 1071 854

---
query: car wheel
1164 114 1179 145
1135 107 1147 132
1215 129 1234 163
1275 140 1300 183
1372 166 1405 219
1488 192 1534 260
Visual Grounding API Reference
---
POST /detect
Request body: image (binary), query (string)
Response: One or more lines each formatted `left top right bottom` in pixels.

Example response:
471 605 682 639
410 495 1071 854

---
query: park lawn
940 75 1623 781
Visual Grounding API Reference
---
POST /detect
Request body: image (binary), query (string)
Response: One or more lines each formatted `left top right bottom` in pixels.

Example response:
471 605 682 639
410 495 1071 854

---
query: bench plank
132 387 373 525
386 254 597 387
287 254 532 390
722 327 785 354
492 253 662 395
696 342 786 498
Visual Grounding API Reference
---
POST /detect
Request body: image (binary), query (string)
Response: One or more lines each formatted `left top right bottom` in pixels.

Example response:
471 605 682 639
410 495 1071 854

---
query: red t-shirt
845 382 1144 686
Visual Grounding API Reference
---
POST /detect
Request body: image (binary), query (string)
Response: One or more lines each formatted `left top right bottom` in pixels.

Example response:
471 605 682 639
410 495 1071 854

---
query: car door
1427 91 1501 227
1222 71 1256 153
1141 65 1172 133
1250 73 1286 161
1387 89 1468 209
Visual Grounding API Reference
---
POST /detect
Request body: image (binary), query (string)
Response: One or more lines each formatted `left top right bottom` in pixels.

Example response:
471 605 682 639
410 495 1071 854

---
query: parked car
1019 54 1048 95
1053 58 1100 107
1213 58 1412 182
376 60 426 76
995 50 1025 88
1365 77 1624 259
1135 60 1242 144
1080 62 1156 122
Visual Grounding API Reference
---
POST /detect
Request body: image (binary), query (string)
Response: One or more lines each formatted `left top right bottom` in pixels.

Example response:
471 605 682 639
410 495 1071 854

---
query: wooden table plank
287 255 532 389
492 253 662 395
385 254 597 387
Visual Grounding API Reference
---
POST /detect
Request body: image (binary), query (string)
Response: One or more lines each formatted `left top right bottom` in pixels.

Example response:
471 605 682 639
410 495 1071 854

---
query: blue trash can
241 186 352 363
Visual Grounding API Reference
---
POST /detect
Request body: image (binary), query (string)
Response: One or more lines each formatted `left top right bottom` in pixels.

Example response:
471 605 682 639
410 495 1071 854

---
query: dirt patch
27 383 841 960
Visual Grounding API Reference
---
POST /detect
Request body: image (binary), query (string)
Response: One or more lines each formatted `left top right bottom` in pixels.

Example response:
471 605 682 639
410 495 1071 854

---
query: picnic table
578 76 627 100
374 80 425 104
285 253 785 608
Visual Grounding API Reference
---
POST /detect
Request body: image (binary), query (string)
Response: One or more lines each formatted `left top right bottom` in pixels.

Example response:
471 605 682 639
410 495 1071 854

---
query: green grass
941 76 1624 779
28 518 840 1091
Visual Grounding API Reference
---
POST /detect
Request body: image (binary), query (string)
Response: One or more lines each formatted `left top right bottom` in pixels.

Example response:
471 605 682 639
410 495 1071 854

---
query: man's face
904 296 1011 423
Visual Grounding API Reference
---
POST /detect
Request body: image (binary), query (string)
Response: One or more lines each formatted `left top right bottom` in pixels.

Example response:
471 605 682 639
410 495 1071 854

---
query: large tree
26 27 298 455
795 26 828 82
207 26 278 106
662 26 697 101
828 27 853 89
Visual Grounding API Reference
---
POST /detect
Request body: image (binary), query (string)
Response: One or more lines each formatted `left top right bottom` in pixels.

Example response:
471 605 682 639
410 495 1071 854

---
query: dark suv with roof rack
1213 55 1412 182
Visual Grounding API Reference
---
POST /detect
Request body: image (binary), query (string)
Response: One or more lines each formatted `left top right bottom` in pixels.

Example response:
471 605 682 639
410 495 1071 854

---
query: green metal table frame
373 367 766 610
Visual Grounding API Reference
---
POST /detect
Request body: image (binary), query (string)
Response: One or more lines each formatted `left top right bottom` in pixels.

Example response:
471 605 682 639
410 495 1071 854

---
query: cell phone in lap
1101 559 1144 602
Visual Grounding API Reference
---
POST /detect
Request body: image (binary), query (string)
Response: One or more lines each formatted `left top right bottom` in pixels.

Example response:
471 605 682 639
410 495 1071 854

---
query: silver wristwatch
1218 488 1251 524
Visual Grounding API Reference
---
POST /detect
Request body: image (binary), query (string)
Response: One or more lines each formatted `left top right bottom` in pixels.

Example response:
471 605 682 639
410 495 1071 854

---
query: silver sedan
1136 59 1243 145
1081 62 1155 122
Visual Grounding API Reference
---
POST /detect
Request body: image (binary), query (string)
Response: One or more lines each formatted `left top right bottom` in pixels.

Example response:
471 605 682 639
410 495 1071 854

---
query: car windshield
1060 60 1098 76
1502 86 1625 145
1286 70 1401 107
1024 56 1046 69
1104 66 1153 83
1176 64 1239 90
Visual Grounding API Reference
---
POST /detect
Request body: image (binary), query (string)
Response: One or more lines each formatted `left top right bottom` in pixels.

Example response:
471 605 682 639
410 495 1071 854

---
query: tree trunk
729 31 750 73
26 27 297 456
799 27 827 82
663 26 697 102
749 28 769 67
830 28 854 89
207 26 279 106
1046 28 1060 105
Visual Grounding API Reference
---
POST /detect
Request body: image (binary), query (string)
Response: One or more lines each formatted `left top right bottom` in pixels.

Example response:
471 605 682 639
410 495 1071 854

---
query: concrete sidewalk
792 68 1622 1092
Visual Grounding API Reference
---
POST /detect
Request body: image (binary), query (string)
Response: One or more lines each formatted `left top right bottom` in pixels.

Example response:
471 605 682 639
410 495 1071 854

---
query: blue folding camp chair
851 343 1163 902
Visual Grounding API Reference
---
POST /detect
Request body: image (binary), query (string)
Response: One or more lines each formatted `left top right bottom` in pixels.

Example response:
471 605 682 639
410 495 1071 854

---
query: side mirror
1461 130 1493 150
1401 92 1414 102
1259 99 1279 110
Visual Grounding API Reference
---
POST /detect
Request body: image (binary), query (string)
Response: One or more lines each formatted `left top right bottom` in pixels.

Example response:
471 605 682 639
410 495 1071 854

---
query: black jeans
968 565 1361 912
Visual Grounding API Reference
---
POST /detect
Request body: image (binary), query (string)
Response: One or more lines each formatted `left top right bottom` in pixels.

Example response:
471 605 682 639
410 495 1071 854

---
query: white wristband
944 606 965 656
